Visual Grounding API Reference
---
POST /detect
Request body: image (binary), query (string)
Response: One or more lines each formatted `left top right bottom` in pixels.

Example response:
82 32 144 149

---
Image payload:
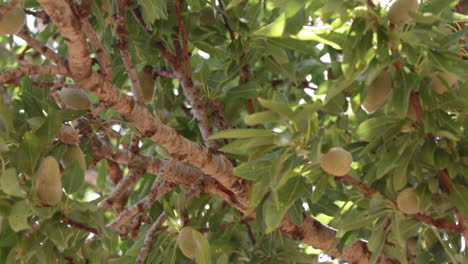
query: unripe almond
0 7 25 35
430 72 458 94
58 88 91 110
138 67 155 104
388 0 419 25
58 126 79 145
177 226 197 259
62 145 86 170
362 70 393 114
319 147 352 176
35 156 62 206
397 187 420 214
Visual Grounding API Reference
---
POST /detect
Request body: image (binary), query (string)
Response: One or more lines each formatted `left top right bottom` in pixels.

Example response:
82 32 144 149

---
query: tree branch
37 0 92 81
79 13 113 80
172 0 217 150
61 212 101 234
16 30 67 65
0 65 68 84
115 0 144 103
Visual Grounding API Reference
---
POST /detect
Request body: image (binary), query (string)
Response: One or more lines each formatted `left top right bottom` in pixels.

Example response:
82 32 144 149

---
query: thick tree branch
37 0 92 81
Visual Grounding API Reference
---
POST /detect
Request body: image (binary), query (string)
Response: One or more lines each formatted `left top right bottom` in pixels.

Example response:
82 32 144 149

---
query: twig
414 213 462 233
16 30 66 65
130 8 176 65
136 183 202 264
0 65 69 85
135 212 167 264
367 0 376 8
99 167 145 211
152 67 176 79
173 0 217 150
79 17 113 80
217 0 235 40
107 180 175 233
335 175 376 196
116 0 144 103
107 159 123 185
61 213 101 234
409 91 423 125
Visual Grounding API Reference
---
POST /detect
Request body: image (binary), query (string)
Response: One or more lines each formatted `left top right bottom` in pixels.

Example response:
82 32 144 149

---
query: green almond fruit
138 67 155 104
388 0 419 25
62 145 86 170
58 88 91 110
362 69 393 114
319 147 353 176
177 226 197 259
58 126 80 145
0 7 25 35
35 156 62 206
397 187 420 214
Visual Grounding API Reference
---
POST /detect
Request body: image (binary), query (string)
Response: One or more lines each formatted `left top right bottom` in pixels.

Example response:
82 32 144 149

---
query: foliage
0 0 467 263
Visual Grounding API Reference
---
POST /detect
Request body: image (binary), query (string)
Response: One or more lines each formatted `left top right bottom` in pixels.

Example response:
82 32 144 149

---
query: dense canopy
0 0 467 263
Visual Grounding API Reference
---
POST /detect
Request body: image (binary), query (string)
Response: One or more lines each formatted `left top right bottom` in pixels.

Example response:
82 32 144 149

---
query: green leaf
449 184 468 217
246 174 270 215
233 160 271 181
244 111 281 126
193 229 211 264
138 0 167 24
35 107 62 143
0 167 26 197
294 28 342 50
8 200 31 232
209 129 276 139
41 221 73 250
367 228 386 264
263 176 305 233
288 200 304 226
257 98 294 118
254 13 286 37
62 161 84 194
355 117 399 141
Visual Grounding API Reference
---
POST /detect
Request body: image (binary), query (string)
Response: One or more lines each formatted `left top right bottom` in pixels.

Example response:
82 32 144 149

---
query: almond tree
0 0 467 263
